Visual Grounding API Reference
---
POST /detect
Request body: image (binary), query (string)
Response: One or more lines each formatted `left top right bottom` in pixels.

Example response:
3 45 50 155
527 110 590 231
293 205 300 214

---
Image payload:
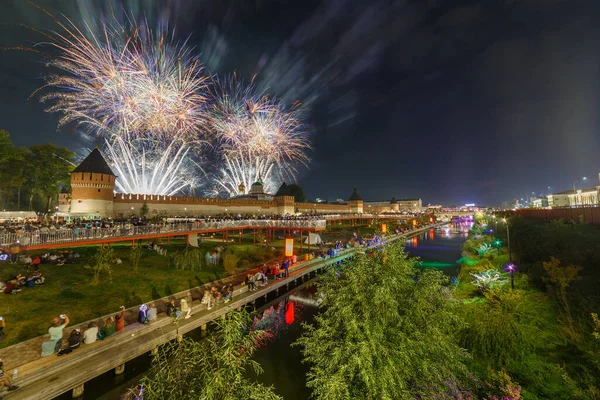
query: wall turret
70 149 115 217
348 186 363 213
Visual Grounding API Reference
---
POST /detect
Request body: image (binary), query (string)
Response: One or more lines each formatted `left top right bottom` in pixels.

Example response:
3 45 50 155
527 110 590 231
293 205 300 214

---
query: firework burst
209 76 310 196
37 16 209 141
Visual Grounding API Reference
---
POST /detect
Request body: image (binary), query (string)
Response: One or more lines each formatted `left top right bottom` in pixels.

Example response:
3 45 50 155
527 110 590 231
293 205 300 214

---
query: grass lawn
0 238 286 349
0 226 366 349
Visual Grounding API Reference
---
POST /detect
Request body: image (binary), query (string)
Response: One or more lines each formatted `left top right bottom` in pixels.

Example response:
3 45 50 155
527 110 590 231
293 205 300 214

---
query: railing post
115 364 125 375
72 384 85 398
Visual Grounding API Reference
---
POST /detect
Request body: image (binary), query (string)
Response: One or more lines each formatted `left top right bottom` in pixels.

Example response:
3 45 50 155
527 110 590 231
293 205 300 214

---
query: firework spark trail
211 154 277 196
104 136 198 196
209 76 311 196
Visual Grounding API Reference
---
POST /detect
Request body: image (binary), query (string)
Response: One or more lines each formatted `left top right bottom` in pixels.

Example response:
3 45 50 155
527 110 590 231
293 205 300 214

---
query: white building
547 188 599 208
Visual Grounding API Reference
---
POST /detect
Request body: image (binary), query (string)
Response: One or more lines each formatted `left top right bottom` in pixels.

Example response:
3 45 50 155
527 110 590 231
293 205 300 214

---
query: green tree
287 183 306 202
542 257 582 340
26 143 74 212
0 131 17 208
6 147 29 210
85 245 115 285
296 243 468 400
129 245 143 272
139 201 149 217
137 310 281 400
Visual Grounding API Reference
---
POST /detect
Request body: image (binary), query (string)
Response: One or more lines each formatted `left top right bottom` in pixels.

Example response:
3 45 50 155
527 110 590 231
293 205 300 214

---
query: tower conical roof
348 186 362 201
73 148 114 175
275 182 293 196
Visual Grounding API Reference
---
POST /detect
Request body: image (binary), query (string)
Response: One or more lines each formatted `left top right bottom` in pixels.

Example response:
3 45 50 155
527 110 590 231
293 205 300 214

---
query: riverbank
454 219 599 399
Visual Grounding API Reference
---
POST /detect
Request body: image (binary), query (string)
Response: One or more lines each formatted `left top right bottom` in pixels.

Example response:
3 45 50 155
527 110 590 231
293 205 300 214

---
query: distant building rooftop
554 188 597 195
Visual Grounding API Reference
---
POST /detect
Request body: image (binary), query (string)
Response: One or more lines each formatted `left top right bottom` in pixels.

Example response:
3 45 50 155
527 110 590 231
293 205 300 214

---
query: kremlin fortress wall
63 149 419 218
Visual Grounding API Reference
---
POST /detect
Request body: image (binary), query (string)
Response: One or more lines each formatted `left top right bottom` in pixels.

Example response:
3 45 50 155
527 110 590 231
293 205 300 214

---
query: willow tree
136 310 281 400
296 243 468 400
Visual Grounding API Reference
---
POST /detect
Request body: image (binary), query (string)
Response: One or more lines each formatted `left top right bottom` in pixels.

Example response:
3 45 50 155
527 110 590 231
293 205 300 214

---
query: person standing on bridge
283 259 290 278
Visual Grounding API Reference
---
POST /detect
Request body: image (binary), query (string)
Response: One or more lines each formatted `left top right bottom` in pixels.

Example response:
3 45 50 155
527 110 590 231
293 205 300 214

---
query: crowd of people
40 304 160 358
0 211 417 247
1 268 45 295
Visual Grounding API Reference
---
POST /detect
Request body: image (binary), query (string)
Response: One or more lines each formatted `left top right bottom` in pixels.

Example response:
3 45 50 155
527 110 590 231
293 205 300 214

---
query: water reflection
404 222 473 275
405 222 472 248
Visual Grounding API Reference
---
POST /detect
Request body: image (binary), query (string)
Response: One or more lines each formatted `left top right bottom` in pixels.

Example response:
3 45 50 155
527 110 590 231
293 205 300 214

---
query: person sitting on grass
100 316 116 339
13 274 26 286
3 280 21 295
0 358 19 392
82 322 98 344
27 269 45 287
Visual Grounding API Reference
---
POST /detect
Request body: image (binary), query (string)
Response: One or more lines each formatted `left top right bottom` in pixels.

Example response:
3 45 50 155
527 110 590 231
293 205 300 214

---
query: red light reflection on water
285 302 295 325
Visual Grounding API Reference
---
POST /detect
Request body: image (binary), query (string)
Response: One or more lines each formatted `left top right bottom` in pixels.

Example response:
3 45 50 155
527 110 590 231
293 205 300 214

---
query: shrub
173 248 202 271
470 270 508 293
85 245 115 285
223 253 240 274
458 289 532 366
129 245 143 271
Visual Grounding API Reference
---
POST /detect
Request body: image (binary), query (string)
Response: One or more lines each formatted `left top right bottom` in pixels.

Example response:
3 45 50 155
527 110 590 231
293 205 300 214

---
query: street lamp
502 218 512 262
505 262 516 290
573 176 587 206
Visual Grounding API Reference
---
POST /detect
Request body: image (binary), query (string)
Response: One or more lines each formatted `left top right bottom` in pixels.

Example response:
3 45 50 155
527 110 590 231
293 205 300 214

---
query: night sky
2 0 600 206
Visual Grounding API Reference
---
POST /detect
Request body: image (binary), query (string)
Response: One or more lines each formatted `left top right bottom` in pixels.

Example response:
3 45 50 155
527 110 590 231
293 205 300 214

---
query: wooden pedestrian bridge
0 224 440 400
0 214 430 251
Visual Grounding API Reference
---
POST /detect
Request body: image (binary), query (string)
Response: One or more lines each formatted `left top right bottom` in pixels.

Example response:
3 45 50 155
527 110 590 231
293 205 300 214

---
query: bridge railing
1 219 327 247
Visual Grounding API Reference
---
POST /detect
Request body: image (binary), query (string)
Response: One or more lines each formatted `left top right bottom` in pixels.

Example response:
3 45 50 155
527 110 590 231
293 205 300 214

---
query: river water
57 222 469 400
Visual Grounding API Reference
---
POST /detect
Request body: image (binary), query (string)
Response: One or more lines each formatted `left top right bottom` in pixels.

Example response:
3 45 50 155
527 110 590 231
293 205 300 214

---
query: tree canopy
137 310 281 400
295 243 468 400
0 131 74 211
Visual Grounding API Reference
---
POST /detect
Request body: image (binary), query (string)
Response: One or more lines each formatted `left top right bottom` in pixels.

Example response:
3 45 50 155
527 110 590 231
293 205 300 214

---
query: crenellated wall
113 193 281 217
296 202 352 214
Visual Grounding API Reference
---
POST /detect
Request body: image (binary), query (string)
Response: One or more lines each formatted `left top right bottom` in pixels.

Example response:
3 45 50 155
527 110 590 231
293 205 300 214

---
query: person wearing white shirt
82 322 98 344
